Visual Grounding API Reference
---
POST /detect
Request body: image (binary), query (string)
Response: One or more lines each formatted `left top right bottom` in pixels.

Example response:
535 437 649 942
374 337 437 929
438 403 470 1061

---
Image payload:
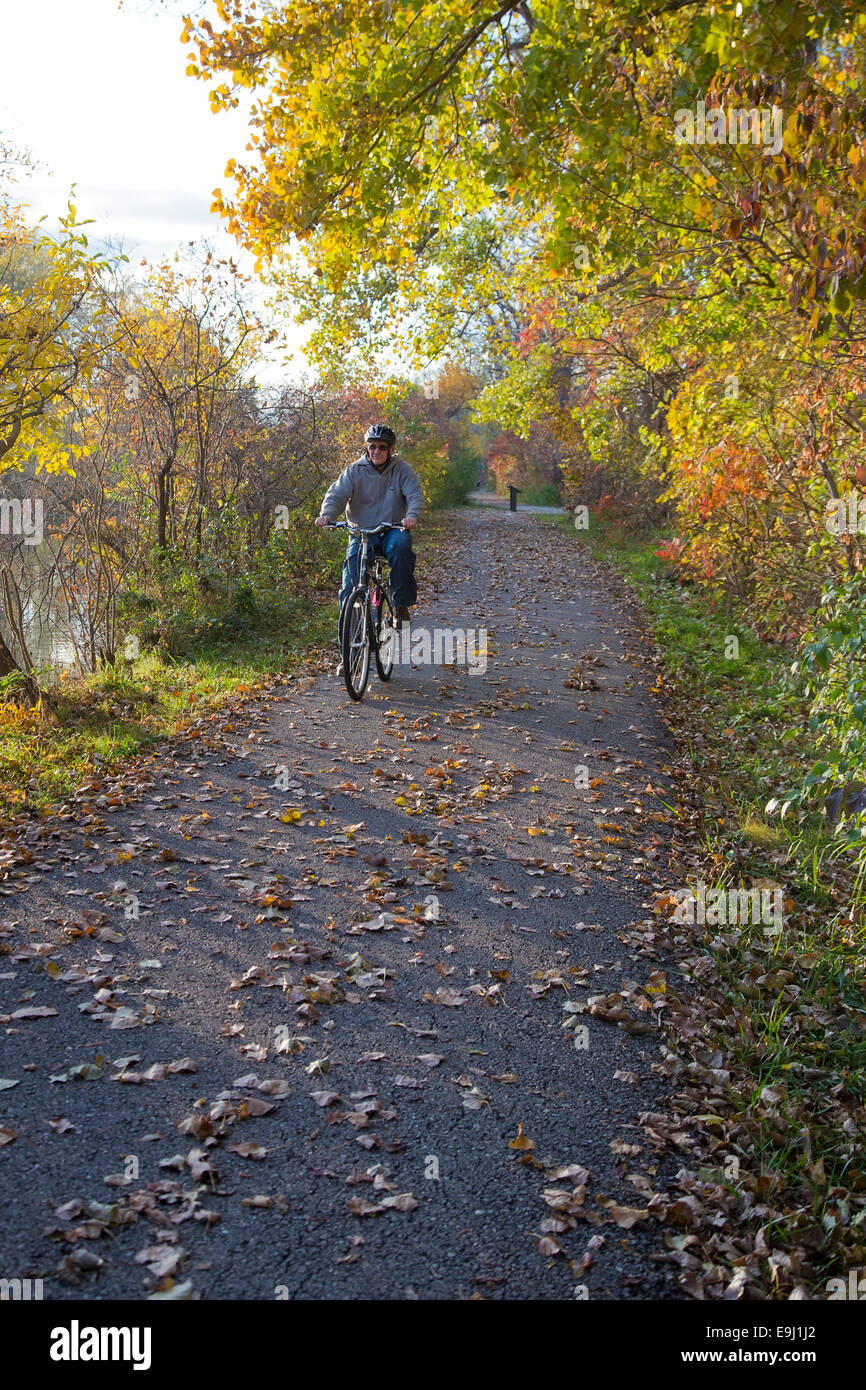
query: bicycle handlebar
321 521 406 534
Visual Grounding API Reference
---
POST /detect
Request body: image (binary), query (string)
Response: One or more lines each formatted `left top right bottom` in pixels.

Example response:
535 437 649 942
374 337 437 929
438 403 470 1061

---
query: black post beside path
508 485 521 512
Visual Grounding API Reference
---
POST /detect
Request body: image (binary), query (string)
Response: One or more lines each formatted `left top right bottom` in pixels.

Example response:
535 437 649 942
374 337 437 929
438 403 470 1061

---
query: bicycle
324 521 403 701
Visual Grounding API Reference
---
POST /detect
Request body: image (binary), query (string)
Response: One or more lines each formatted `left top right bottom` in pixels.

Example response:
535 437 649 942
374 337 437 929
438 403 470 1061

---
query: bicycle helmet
364 423 396 446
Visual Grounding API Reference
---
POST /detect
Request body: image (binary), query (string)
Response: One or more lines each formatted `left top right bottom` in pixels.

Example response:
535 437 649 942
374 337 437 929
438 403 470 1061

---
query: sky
0 0 312 382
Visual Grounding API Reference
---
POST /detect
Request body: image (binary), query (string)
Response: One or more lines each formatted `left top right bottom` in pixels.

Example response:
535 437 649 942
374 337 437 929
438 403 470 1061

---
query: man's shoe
395 606 412 624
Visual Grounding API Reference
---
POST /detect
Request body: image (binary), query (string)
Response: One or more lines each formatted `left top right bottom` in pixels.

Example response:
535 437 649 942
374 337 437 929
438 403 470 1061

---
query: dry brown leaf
309 1090 341 1107
257 1079 291 1097
534 1235 563 1256
347 1197 385 1217
604 1202 649 1229
428 988 467 1007
379 1193 419 1212
227 1142 268 1160
546 1163 590 1185
47 1117 75 1134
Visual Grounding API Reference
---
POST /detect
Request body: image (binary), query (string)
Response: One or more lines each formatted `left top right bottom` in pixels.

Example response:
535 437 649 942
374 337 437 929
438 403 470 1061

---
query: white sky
0 0 313 382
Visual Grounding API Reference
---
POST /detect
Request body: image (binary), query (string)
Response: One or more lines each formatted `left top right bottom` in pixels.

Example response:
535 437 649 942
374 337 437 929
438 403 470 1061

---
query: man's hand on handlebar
315 517 412 532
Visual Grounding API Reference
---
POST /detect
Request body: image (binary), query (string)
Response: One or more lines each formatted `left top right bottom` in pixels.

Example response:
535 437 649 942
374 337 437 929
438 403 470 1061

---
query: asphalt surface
467 491 565 513
0 507 684 1301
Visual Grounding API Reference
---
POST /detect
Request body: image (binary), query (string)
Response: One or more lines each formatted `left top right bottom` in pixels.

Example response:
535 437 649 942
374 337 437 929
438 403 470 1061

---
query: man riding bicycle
315 424 425 668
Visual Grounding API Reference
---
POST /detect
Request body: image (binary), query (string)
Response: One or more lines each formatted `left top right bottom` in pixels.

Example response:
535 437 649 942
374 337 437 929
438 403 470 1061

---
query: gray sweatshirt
319 454 425 529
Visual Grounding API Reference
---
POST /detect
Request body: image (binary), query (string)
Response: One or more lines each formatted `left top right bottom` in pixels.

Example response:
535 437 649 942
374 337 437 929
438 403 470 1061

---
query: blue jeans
339 529 417 634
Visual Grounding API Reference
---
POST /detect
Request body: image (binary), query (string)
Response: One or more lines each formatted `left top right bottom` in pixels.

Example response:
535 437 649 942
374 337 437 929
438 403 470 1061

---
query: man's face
367 441 391 470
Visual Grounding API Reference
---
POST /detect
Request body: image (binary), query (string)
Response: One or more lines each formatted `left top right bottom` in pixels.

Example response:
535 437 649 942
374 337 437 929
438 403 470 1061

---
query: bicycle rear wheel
341 590 371 700
374 590 395 681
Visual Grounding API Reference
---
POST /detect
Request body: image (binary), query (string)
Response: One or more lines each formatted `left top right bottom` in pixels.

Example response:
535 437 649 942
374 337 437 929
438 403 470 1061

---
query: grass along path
0 606 333 828
559 509 866 1297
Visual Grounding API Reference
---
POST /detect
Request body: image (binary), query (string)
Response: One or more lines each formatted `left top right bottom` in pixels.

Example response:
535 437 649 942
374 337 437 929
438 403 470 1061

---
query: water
0 543 82 680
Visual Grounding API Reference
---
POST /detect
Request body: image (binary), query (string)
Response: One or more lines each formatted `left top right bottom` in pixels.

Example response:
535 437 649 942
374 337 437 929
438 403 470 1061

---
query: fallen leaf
47 1117 76 1134
603 1202 649 1229
546 1163 590 1184
508 1123 536 1151
379 1193 419 1212
427 988 467 1007
147 1278 194 1300
136 1244 185 1278
309 1091 341 1107
535 1235 563 1255
54 1199 84 1220
158 1154 187 1172
243 1097 276 1117
347 1197 385 1217
257 1079 291 1097
462 1087 490 1110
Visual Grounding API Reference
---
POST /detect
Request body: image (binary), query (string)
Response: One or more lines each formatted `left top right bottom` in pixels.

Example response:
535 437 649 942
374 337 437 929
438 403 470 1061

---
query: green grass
0 595 337 825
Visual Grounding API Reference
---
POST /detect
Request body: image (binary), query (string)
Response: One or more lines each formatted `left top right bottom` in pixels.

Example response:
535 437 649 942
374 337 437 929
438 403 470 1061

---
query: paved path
0 508 681 1301
466 491 566 515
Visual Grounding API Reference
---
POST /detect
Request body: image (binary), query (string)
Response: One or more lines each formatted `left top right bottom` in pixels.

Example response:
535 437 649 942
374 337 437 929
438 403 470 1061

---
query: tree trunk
157 452 175 551
0 414 23 465
0 627 19 678
0 626 40 704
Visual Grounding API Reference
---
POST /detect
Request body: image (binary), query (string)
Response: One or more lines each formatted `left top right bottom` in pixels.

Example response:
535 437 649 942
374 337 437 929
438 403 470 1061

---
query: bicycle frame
326 521 404 697
332 521 402 627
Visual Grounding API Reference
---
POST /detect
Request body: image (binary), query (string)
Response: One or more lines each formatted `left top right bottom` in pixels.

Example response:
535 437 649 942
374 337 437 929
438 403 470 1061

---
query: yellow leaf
508 1122 536 1151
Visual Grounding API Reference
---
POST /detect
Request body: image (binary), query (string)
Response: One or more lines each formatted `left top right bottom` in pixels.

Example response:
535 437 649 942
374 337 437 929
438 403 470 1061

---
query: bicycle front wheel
341 590 371 700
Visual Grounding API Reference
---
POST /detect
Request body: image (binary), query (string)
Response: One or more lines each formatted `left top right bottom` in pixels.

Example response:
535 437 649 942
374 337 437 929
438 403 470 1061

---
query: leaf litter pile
0 508 859 1299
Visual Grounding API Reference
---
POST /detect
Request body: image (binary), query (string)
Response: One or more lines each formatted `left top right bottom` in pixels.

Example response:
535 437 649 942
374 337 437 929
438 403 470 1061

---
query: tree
0 197 117 693
0 200 113 471
183 1 866 367
99 246 259 554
